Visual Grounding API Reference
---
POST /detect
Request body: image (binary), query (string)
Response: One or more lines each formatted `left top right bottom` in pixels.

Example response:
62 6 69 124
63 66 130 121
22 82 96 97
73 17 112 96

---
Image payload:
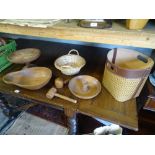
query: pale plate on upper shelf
68 75 101 99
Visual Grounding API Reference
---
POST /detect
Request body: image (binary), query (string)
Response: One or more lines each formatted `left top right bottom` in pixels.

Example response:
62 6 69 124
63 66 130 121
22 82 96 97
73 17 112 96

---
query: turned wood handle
55 93 77 104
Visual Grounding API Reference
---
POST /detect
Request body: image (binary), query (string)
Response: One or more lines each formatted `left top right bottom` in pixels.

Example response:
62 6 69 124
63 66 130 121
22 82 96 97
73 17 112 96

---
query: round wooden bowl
7 48 41 64
3 67 52 90
68 75 101 99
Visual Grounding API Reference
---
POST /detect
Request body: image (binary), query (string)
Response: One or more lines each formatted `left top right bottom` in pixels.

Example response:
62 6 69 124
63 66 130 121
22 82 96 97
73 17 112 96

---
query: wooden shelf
0 20 155 49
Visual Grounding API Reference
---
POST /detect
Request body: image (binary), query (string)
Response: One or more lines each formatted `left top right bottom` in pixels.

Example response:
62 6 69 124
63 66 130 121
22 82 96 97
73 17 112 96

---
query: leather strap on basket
110 48 117 70
112 48 117 64
131 69 151 98
106 58 151 79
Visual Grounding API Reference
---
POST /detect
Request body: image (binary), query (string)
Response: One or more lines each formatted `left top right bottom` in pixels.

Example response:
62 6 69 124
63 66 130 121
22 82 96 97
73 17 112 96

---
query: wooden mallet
46 87 77 104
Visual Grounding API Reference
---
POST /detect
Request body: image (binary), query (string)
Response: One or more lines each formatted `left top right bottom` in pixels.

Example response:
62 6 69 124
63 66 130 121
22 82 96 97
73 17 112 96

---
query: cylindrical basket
126 19 149 30
102 48 154 102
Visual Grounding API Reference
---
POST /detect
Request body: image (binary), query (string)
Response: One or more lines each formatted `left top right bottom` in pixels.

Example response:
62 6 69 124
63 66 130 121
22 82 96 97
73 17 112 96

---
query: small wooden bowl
68 75 101 99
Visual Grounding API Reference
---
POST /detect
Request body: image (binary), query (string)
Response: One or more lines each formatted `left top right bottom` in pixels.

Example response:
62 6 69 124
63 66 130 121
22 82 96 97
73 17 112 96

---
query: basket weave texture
102 48 154 102
126 19 149 30
54 49 86 75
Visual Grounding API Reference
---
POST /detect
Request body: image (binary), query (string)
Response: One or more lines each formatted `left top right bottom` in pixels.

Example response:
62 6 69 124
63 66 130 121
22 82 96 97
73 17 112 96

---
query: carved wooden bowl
7 48 41 64
3 67 52 90
68 75 101 99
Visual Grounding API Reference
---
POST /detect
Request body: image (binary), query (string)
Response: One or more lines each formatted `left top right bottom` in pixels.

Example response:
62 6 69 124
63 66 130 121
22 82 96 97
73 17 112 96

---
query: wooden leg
67 113 77 135
64 108 77 135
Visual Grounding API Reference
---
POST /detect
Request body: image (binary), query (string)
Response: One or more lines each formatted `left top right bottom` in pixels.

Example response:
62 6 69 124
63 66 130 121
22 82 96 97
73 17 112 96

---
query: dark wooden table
0 65 79 134
0 63 138 134
0 35 141 134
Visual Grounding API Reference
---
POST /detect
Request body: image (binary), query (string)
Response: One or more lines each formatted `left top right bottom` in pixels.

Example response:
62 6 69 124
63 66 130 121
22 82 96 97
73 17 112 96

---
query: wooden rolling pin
46 87 77 104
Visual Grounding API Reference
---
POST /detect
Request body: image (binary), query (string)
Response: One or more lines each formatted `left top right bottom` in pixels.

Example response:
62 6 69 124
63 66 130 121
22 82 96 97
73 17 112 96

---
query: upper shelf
0 20 155 49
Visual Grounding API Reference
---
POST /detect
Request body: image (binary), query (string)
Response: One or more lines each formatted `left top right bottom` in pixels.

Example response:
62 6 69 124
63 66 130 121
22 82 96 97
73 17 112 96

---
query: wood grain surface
0 20 155 48
0 64 138 130
0 65 78 110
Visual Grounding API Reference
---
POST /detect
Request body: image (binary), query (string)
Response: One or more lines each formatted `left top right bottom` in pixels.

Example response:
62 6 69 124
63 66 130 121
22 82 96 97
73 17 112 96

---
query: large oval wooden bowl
3 67 52 90
7 48 41 64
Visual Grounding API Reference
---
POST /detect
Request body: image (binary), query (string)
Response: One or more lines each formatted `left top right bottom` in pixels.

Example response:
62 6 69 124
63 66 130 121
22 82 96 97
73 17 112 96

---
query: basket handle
112 48 117 64
106 60 118 73
137 55 148 63
68 49 79 55
106 59 151 79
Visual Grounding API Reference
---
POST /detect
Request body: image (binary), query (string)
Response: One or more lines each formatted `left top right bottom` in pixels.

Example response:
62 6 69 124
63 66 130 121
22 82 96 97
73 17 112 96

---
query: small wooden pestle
55 77 69 89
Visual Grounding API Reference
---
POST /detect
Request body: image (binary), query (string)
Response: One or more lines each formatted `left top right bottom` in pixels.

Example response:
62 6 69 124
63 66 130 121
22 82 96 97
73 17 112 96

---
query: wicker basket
126 19 149 30
54 49 86 75
102 48 154 102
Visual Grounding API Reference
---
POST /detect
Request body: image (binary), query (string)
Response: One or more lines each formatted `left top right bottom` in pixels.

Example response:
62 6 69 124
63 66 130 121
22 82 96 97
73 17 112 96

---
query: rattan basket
126 19 149 30
102 48 154 102
54 49 86 75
